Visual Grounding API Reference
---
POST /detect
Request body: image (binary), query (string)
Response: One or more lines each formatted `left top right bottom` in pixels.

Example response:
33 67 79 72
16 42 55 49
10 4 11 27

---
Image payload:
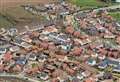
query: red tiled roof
40 42 49 49
13 65 22 72
48 43 56 50
65 26 74 34
0 64 4 71
73 31 81 38
85 78 95 82
72 47 83 56
51 78 59 82
3 52 12 61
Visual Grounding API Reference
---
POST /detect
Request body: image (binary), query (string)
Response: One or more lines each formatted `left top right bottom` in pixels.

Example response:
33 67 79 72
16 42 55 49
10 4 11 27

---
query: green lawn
109 12 120 21
68 0 108 9
68 0 119 10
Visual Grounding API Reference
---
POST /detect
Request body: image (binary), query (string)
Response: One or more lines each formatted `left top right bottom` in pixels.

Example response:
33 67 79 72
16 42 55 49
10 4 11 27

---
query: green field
68 0 119 10
109 12 120 21
68 0 108 9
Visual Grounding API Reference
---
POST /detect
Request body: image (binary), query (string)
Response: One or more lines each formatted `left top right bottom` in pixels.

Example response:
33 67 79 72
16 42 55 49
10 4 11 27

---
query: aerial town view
0 0 120 82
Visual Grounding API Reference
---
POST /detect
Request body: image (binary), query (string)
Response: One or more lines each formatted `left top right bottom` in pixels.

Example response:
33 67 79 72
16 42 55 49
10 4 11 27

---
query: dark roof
84 27 98 36
16 58 27 65
99 59 120 68
75 13 87 19
98 60 108 68
113 65 120 71
14 37 23 44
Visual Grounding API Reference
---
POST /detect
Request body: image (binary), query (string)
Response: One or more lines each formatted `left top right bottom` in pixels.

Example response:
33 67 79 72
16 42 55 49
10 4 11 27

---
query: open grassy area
4 7 34 19
0 0 56 28
67 0 119 10
68 0 108 9
109 12 120 21
0 6 46 28
0 15 13 28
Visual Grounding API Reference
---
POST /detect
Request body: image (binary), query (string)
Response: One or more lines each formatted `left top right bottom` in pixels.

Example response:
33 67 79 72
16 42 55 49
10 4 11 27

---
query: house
98 54 106 60
0 64 4 72
115 22 120 31
66 67 75 75
13 65 22 72
56 55 68 61
108 59 119 67
39 34 49 41
98 60 108 69
0 48 7 54
3 52 12 61
73 31 81 38
44 25 58 33
13 37 32 50
28 53 37 61
101 79 113 82
13 37 23 45
8 28 18 36
37 53 48 62
59 43 71 51
21 42 32 49
21 35 32 43
16 57 27 65
65 25 74 35
51 78 60 82
116 36 120 44
57 34 71 44
37 72 49 81
103 72 113 79
48 42 56 51
52 69 63 78
98 59 120 69
48 33 71 45
117 78 120 82
74 38 91 46
40 42 49 50
71 77 80 82
81 70 91 77
84 27 98 36
9 46 20 52
58 8 69 16
87 58 96 66
103 33 116 39
77 73 84 80
75 13 87 20
71 47 83 56
0 28 6 35
48 32 58 41
84 78 95 82
113 65 120 73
